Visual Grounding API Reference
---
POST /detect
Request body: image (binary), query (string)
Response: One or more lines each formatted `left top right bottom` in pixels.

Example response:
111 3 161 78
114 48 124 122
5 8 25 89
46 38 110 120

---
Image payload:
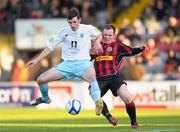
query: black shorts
97 73 127 97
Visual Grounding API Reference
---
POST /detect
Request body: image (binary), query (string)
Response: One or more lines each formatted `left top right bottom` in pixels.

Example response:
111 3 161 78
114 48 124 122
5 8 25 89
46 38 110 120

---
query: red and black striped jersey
93 41 145 78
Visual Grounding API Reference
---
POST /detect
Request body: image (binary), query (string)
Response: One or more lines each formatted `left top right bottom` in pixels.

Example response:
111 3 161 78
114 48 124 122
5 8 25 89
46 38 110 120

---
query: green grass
0 108 180 132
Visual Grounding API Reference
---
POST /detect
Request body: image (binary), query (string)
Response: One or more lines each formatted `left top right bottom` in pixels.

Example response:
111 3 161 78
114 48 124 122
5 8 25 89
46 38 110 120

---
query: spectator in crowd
124 57 147 80
164 49 179 80
50 0 61 18
176 66 180 80
39 0 51 18
160 27 179 44
11 58 28 82
153 0 167 21
144 15 162 36
141 4 155 21
81 9 96 25
166 0 179 18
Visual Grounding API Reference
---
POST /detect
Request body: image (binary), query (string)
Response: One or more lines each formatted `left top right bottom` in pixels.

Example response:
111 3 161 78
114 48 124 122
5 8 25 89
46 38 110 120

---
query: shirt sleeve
87 25 101 40
118 42 144 56
118 43 133 56
47 28 65 51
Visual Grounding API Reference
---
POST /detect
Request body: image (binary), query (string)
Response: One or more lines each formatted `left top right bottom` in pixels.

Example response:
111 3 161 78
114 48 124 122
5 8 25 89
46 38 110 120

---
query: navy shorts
97 73 127 97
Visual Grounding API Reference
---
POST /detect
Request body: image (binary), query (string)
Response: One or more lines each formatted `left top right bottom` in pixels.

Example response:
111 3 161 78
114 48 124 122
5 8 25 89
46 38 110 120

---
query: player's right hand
25 59 38 68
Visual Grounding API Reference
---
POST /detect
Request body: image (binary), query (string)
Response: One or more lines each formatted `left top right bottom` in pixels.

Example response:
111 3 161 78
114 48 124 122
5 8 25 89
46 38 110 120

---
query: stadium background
0 0 180 132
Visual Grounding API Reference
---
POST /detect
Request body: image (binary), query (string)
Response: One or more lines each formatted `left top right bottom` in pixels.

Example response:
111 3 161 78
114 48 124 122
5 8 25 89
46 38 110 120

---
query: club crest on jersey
107 47 112 52
80 33 84 38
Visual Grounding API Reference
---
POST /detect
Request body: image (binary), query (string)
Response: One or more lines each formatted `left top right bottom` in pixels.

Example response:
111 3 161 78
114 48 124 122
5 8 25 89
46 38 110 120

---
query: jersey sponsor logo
107 47 113 52
96 56 113 61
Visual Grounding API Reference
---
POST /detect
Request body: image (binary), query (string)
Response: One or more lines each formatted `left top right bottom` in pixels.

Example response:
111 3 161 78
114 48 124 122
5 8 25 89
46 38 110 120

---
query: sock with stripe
89 81 101 102
125 101 137 125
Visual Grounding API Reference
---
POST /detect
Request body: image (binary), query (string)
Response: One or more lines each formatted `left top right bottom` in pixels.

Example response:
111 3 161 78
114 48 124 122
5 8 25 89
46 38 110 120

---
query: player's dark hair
104 24 116 34
67 8 80 20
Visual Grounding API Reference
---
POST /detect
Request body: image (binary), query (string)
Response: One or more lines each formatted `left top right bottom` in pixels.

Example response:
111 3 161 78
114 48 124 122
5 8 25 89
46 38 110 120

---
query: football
66 99 81 115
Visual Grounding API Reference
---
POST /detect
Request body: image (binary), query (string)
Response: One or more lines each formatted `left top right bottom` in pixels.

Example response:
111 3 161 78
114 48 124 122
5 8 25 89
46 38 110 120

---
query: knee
87 75 96 83
37 76 46 84
89 72 97 82
123 97 133 104
90 77 96 82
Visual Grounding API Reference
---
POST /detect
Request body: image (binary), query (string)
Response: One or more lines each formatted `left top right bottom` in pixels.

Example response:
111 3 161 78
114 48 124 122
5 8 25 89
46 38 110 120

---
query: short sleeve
87 25 101 40
47 28 65 51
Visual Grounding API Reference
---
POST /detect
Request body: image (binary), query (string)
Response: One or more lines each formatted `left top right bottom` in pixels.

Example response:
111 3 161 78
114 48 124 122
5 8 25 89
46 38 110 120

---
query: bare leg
82 66 103 115
82 66 100 102
82 65 96 82
30 69 65 105
117 84 133 104
37 69 65 84
117 84 138 127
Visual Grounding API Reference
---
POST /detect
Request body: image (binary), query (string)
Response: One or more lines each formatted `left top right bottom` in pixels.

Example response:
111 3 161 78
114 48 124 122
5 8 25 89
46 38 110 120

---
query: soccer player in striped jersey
26 8 104 116
90 24 148 128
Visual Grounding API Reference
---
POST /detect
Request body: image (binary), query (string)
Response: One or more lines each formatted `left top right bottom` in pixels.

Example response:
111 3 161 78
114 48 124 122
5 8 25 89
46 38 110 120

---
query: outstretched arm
130 46 146 56
25 47 52 68
119 43 148 57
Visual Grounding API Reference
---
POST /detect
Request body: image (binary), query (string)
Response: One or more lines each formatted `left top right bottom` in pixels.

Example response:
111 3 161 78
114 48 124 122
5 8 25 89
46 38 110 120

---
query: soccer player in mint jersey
26 8 104 116
90 24 148 128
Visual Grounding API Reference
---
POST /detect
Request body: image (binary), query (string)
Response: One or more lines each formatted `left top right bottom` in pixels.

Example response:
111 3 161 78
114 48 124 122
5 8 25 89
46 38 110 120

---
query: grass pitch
0 108 180 132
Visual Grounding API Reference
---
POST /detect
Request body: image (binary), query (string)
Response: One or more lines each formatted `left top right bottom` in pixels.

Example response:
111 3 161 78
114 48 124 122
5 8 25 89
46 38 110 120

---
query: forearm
94 34 103 45
34 47 52 62
130 46 145 56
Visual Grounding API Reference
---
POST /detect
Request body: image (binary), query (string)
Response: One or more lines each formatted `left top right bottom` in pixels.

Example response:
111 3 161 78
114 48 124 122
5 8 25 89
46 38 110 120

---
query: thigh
117 84 133 103
82 65 96 82
52 61 76 80
110 74 125 96
38 69 64 83
98 80 109 97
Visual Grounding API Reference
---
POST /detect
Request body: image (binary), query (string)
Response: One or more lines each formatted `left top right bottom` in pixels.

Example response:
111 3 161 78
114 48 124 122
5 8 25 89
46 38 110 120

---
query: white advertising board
0 81 179 109
36 81 180 109
15 19 68 50
113 81 180 109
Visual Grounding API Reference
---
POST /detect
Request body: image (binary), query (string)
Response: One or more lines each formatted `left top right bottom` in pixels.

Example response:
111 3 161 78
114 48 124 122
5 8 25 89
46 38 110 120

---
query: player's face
67 17 80 31
103 29 114 44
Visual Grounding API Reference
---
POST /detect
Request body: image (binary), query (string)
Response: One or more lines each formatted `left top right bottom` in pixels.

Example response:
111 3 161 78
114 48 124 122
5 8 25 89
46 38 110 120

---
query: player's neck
102 40 112 45
71 24 80 31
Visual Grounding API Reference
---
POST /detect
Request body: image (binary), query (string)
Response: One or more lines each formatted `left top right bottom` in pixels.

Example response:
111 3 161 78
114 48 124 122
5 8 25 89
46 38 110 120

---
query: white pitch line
0 123 127 127
145 124 180 126
150 129 180 132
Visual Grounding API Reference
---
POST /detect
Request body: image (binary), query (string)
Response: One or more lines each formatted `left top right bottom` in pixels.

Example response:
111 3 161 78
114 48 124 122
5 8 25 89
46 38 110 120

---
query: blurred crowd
118 0 180 81
0 0 139 33
0 0 179 82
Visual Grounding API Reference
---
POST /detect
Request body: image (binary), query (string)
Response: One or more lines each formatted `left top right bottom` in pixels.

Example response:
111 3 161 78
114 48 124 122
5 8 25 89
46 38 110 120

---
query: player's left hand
142 45 150 53
89 48 96 55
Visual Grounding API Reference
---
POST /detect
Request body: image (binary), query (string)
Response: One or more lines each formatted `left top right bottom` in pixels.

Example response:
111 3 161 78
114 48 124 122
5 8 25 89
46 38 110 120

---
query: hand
92 42 103 54
89 48 96 55
142 45 150 53
25 59 38 68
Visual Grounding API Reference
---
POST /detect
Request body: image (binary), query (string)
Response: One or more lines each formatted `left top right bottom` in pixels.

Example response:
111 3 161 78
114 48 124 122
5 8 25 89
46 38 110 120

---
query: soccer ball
66 99 81 115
